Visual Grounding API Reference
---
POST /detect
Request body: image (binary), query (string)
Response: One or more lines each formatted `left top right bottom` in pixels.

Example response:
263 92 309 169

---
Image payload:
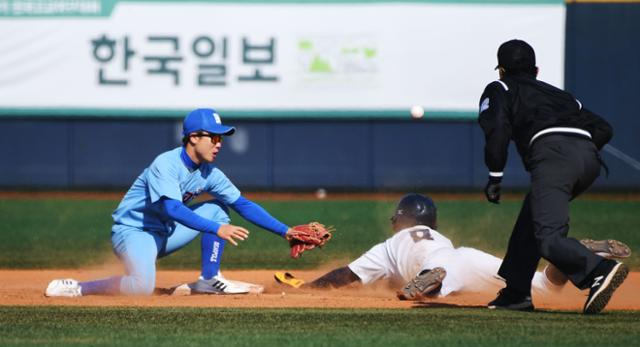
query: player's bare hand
217 224 249 246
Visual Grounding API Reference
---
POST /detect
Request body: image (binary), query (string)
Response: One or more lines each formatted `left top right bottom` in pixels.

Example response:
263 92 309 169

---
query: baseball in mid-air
410 105 425 119
315 188 327 199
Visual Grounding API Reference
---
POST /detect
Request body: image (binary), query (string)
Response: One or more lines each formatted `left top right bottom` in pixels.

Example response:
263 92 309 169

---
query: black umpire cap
495 39 536 71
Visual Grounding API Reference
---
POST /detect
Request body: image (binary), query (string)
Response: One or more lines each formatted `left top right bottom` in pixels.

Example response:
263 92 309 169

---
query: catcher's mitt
286 222 334 258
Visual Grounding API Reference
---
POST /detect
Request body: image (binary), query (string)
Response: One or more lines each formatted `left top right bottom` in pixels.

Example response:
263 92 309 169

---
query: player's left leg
164 200 250 294
83 225 163 296
162 199 230 273
45 225 163 297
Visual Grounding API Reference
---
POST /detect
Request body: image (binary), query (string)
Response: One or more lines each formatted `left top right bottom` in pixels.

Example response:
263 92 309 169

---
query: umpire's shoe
583 259 629 314
488 288 534 311
397 267 446 300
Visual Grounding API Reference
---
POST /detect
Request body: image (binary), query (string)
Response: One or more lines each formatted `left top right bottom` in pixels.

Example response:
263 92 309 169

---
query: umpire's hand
484 177 502 204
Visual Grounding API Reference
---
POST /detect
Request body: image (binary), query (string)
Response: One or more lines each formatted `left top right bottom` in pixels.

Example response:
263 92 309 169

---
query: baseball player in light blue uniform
46 108 295 296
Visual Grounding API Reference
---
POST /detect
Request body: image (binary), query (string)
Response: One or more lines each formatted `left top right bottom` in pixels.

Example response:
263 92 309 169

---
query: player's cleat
488 288 534 311
583 260 628 314
397 267 446 300
171 272 262 296
45 279 82 297
185 275 251 295
216 272 264 294
580 239 631 259
274 272 305 289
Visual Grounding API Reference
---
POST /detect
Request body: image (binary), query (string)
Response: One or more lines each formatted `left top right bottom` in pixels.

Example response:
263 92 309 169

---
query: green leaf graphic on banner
364 47 376 58
298 40 313 50
309 56 332 73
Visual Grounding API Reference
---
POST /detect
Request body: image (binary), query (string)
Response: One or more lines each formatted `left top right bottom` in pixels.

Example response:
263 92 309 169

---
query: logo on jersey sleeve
480 98 490 113
182 188 204 203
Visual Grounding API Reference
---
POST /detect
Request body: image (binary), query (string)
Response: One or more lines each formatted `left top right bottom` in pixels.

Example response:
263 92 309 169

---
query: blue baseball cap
182 108 235 137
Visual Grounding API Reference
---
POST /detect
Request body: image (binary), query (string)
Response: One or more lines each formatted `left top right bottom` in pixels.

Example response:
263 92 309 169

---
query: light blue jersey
112 147 241 233
68 109 289 296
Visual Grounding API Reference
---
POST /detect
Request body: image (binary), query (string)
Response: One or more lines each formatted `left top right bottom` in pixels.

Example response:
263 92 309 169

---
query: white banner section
0 3 565 116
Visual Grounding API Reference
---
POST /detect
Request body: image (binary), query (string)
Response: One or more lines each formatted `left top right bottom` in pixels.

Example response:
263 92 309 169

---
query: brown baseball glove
286 222 334 258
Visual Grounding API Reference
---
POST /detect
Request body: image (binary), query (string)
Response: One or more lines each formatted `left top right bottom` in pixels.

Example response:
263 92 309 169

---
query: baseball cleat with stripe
397 267 446 300
45 278 82 297
186 276 251 295
583 260 628 314
215 271 264 294
580 239 631 259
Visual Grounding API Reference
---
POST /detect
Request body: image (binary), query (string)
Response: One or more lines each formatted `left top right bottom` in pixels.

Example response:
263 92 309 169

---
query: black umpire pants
497 134 605 294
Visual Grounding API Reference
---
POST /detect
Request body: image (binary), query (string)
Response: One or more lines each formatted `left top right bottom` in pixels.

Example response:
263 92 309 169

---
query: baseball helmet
183 108 235 137
391 193 437 228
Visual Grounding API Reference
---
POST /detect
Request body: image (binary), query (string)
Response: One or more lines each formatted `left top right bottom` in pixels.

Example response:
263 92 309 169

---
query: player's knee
192 200 230 223
131 280 155 296
121 274 155 296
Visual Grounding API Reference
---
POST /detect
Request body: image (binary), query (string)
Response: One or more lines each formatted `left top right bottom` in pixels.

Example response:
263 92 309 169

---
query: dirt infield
1 269 638 311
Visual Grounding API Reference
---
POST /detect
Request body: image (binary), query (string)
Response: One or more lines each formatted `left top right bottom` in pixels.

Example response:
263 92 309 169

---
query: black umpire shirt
478 73 613 175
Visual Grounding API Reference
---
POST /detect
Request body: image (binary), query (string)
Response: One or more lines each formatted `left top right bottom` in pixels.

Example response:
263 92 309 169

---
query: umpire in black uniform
478 39 628 314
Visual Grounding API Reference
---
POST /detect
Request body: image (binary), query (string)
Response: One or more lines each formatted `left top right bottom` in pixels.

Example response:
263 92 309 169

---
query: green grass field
1 197 638 269
1 306 638 347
